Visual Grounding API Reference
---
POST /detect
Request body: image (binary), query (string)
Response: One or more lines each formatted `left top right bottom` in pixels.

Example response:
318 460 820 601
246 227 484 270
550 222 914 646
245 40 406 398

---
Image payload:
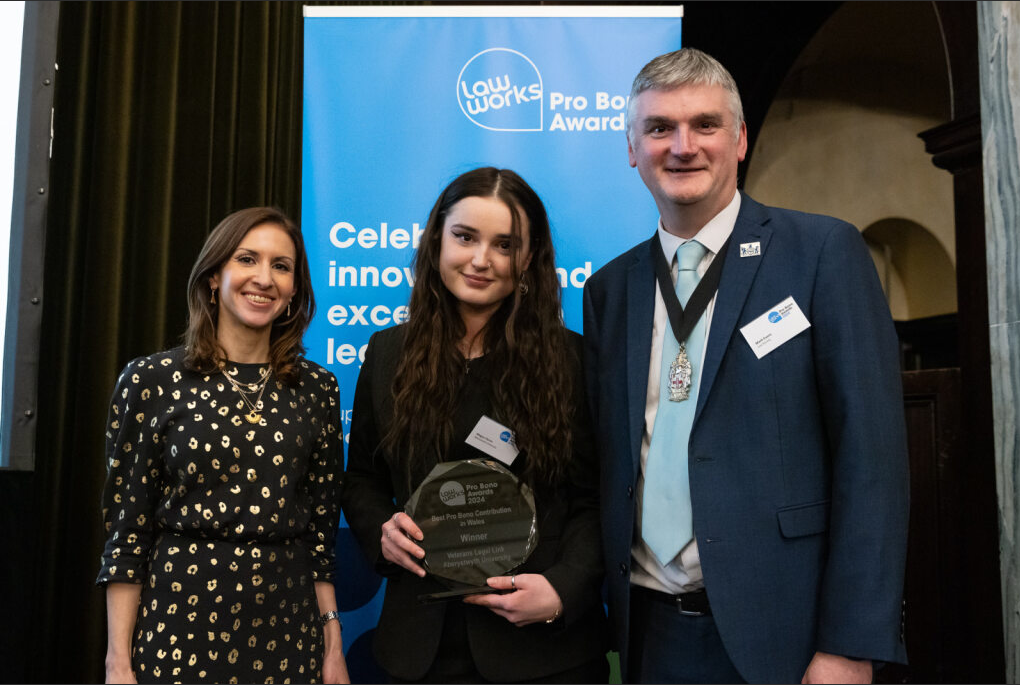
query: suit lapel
626 239 656 477
695 196 773 423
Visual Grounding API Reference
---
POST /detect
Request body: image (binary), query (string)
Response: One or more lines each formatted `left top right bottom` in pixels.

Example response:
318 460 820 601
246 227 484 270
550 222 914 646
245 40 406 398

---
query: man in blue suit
583 48 909 683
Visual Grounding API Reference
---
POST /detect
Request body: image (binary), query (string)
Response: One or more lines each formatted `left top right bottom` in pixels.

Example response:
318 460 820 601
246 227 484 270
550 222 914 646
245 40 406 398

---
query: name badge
465 415 520 466
739 296 811 359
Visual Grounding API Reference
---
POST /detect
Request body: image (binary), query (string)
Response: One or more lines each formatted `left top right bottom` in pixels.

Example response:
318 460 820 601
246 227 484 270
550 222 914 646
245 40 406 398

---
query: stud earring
210 288 217 305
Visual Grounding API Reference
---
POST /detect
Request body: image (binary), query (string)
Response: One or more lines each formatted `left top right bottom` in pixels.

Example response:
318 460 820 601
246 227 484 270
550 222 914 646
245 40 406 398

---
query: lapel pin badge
739 241 761 258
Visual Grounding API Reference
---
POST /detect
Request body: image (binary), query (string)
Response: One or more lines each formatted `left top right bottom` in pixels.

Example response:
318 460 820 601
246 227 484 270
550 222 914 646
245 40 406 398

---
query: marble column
978 2 1020 681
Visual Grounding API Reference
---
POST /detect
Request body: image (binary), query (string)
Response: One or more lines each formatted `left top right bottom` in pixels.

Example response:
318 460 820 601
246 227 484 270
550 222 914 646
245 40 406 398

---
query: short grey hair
626 48 744 142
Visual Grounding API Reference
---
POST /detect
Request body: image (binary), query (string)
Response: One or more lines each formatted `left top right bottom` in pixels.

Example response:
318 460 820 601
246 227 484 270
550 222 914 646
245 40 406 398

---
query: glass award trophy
405 458 538 601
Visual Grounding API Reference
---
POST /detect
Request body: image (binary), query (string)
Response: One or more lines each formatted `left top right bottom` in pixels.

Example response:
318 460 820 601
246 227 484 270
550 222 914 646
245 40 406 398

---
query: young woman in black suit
342 168 607 683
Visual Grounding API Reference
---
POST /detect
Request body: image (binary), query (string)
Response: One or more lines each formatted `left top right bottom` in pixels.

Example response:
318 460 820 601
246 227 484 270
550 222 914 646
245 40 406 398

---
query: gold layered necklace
221 366 272 424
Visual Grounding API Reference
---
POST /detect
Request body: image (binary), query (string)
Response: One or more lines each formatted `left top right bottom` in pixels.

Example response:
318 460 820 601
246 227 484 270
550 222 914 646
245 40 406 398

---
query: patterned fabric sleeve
96 356 167 585
303 365 343 582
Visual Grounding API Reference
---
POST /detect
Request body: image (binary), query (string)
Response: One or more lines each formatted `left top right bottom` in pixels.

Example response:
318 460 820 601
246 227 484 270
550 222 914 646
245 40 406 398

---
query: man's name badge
740 296 811 359
465 415 519 466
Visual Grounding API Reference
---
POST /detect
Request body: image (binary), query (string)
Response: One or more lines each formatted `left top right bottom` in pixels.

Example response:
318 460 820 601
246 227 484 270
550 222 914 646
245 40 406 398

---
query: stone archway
863 217 957 321
743 3 955 330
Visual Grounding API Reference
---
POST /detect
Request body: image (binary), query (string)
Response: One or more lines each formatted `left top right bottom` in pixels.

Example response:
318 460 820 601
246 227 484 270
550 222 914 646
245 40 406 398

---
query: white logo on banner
457 48 543 131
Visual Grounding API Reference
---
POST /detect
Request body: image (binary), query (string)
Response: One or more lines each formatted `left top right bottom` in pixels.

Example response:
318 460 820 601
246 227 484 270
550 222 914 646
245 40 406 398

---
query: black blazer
342 325 608 682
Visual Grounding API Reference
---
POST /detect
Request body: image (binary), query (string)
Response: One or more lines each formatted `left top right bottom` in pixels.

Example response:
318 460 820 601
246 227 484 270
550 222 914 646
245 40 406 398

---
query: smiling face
628 82 747 237
209 222 297 343
438 195 532 322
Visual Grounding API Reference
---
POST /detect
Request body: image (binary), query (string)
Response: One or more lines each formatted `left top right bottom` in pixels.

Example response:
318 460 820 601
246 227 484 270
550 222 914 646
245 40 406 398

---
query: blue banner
302 7 681 676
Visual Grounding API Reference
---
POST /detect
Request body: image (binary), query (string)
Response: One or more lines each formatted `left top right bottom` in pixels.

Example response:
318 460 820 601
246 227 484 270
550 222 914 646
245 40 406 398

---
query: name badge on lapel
740 296 811 359
465 415 520 466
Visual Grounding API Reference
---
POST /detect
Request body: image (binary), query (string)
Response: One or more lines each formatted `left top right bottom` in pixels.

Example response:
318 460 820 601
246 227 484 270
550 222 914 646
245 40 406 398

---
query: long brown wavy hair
182 207 314 386
383 168 573 487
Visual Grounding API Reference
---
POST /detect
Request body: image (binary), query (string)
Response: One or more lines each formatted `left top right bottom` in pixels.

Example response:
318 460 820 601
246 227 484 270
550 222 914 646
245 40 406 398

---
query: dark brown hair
182 207 314 385
384 168 573 486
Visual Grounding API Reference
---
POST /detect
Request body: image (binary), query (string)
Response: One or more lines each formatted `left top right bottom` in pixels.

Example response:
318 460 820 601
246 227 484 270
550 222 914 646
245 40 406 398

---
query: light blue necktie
642 239 708 565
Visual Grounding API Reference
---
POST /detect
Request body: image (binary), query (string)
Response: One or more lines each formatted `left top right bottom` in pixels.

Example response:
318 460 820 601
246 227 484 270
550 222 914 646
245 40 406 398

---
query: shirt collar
657 190 741 261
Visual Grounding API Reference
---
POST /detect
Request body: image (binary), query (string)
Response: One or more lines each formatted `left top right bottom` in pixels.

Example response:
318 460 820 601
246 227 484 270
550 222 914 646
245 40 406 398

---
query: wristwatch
320 610 343 630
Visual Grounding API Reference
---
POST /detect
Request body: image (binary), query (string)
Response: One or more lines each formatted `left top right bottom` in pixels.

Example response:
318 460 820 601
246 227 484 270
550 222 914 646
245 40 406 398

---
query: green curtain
31 3 303 680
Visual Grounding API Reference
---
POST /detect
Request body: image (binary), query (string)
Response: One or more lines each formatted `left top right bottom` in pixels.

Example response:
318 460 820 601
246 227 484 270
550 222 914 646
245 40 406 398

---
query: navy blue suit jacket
582 194 909 683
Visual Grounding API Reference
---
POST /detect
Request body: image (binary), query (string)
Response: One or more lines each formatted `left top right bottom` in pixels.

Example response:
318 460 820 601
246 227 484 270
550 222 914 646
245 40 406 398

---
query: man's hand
801 652 872 684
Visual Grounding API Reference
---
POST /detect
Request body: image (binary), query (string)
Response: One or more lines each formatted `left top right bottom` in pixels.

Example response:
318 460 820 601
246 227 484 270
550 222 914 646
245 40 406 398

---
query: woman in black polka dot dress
97 208 349 684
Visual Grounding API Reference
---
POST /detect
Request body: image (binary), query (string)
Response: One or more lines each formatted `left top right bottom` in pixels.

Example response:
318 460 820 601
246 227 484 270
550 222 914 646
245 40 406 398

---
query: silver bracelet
320 610 343 630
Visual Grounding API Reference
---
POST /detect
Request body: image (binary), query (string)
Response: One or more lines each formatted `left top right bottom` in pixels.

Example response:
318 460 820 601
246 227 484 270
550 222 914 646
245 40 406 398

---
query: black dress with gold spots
96 348 342 684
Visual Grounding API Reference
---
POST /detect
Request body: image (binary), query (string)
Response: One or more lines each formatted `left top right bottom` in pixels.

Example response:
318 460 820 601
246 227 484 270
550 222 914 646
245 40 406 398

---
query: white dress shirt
631 191 741 594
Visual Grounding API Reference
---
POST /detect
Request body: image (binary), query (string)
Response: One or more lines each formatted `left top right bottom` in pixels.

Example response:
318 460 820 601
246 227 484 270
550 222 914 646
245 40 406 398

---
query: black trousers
390 602 608 684
627 586 745 684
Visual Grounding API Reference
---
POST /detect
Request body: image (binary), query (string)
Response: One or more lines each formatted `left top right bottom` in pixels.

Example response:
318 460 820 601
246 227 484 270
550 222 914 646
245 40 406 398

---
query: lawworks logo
439 480 466 506
457 48 543 131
